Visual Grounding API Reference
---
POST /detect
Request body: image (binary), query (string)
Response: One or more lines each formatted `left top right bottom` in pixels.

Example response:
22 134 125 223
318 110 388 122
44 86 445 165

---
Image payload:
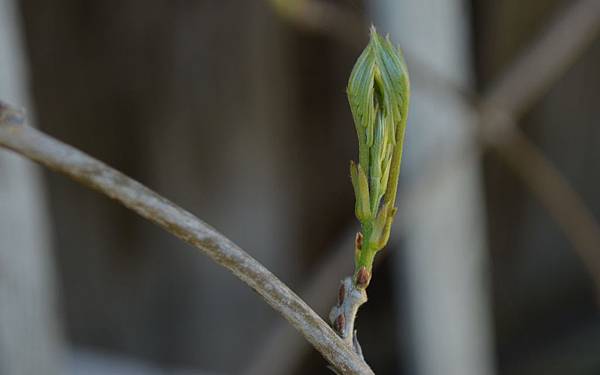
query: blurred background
1 0 599 374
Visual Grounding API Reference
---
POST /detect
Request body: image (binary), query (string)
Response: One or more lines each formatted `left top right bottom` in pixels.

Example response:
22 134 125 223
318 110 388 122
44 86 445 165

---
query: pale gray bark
244 228 356 375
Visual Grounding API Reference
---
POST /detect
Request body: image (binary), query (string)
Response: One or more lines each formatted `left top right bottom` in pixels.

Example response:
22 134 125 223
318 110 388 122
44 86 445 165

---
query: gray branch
328 277 367 355
0 101 374 375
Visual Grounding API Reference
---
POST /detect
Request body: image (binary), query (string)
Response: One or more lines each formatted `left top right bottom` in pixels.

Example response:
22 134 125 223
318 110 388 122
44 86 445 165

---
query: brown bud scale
356 266 370 289
338 284 345 306
334 313 345 334
355 232 363 251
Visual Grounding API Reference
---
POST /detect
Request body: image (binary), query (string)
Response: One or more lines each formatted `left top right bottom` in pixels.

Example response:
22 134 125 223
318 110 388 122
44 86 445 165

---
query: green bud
369 202 398 250
350 161 371 222
347 26 410 253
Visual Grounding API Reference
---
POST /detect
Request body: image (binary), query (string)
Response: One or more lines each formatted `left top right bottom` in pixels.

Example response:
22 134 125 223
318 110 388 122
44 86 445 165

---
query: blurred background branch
266 0 367 46
489 126 600 293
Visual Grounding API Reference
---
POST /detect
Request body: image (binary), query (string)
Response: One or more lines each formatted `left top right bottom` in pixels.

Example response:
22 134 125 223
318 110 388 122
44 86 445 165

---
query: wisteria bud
347 26 409 253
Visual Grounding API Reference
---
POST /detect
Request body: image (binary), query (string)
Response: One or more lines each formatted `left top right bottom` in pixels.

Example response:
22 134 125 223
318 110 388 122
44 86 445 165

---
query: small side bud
377 207 398 249
356 266 371 289
350 161 371 222
338 283 346 306
370 201 392 249
354 164 371 221
355 232 363 251
349 160 358 191
334 314 346 334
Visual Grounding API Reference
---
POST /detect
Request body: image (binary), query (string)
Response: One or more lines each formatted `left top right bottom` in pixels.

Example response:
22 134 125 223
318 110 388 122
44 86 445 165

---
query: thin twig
328 277 367 355
244 227 355 375
0 101 374 375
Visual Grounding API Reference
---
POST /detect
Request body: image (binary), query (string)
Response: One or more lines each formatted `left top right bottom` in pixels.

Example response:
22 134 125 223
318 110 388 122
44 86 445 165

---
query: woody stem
329 231 374 358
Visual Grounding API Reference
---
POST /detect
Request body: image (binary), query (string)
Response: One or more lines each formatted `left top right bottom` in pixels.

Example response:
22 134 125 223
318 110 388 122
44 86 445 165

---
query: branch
0 101 373 375
481 0 600 117
244 227 356 375
266 0 367 47
477 0 600 287
488 125 600 295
